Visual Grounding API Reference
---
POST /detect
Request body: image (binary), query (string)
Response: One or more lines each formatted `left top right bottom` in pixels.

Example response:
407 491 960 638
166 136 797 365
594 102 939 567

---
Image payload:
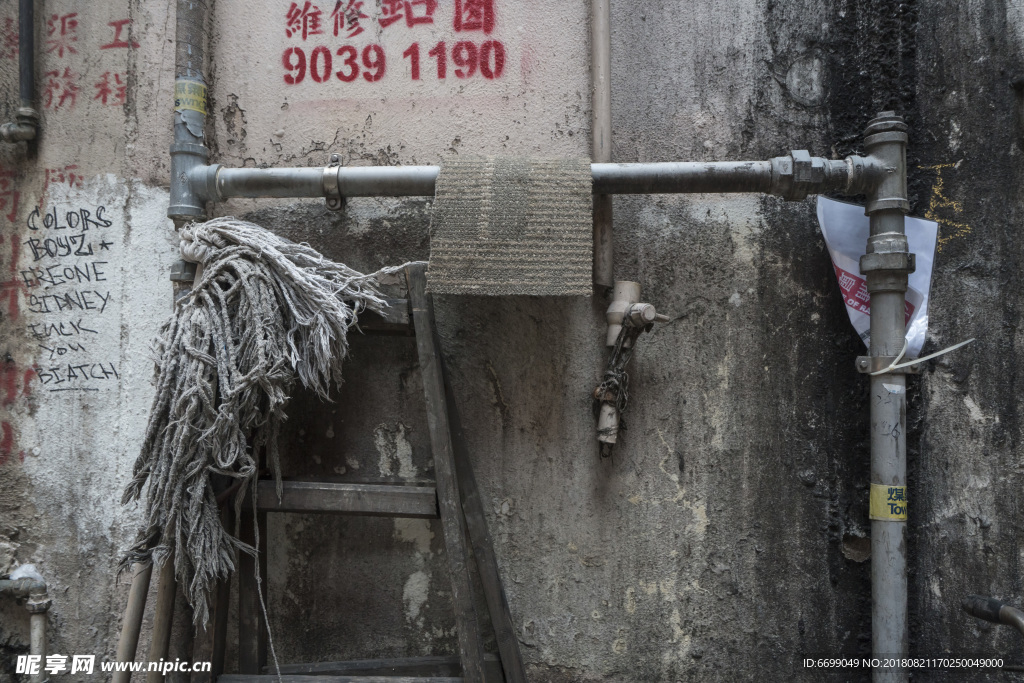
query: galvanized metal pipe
1 576 52 683
29 613 45 683
18 0 32 108
593 161 773 194
191 155 872 203
0 0 39 143
591 0 613 288
860 112 912 683
168 0 211 220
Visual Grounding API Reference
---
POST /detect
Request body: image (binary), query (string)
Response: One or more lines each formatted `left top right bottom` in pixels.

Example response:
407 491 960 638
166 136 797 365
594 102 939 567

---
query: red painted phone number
282 40 506 84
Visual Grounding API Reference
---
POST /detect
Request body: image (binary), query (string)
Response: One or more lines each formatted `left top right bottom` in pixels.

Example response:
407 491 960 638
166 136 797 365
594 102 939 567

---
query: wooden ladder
204 263 526 683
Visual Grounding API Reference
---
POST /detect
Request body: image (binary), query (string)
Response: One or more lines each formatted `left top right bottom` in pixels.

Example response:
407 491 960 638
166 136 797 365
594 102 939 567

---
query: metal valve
595 280 670 456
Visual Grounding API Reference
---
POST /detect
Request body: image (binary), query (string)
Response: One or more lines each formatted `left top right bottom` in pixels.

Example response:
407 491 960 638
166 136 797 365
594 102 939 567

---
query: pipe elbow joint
0 107 39 142
0 577 51 612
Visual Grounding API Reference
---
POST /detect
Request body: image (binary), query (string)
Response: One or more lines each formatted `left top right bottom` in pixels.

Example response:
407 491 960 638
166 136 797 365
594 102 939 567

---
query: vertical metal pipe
861 112 911 683
113 563 154 683
28 612 45 683
169 0 210 220
18 0 32 108
591 0 613 289
0 0 39 142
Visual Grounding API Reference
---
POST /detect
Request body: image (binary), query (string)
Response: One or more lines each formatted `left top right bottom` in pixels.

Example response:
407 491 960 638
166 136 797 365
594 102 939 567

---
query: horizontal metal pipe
214 167 325 199
592 161 772 194
193 155 872 203
339 165 439 197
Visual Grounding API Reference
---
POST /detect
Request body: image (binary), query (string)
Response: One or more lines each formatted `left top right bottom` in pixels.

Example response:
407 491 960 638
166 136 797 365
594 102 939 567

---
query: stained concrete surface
2 0 1024 681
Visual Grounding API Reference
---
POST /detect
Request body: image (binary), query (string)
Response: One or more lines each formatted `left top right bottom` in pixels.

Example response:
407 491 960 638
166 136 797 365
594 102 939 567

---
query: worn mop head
120 217 411 625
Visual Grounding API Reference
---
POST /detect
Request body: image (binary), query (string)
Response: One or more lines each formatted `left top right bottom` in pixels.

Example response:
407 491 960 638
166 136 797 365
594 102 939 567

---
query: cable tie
869 337 976 376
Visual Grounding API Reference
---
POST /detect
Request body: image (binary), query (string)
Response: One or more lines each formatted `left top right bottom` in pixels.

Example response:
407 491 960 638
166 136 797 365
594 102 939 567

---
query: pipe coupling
770 151 850 201
26 594 52 613
859 252 915 275
190 163 221 203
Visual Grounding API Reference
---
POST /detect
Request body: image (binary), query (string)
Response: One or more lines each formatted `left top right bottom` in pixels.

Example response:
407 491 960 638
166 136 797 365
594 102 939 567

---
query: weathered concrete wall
2 0 1023 681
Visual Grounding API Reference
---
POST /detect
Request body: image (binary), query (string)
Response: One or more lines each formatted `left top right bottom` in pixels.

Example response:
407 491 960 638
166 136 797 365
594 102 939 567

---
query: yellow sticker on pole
174 80 207 114
869 484 908 521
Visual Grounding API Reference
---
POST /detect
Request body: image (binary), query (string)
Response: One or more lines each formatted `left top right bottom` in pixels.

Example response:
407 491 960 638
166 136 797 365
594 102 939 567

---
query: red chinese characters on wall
281 0 503 85
286 1 324 39
0 169 19 224
330 0 368 38
1 18 17 59
94 73 126 106
288 0 440 34
100 19 139 49
46 13 78 58
43 68 79 110
454 0 493 34
379 0 436 28
43 165 82 199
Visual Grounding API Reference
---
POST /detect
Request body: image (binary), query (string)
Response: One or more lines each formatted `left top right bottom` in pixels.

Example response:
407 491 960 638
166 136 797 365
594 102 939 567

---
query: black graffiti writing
24 234 95 262
26 290 110 315
38 342 88 360
26 204 113 231
20 262 108 289
26 318 100 340
35 362 119 387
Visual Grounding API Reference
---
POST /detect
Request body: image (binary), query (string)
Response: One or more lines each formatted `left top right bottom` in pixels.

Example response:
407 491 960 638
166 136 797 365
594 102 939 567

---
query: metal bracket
323 153 344 211
855 356 922 375
169 260 197 283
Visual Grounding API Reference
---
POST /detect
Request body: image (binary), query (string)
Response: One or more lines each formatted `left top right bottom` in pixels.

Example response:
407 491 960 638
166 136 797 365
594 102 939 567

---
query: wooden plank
190 583 217 683
275 654 501 679
211 513 232 681
357 297 413 334
254 480 438 519
220 677 461 683
440 355 528 683
112 562 153 683
406 264 486 683
145 551 177 683
193 506 233 683
238 505 268 675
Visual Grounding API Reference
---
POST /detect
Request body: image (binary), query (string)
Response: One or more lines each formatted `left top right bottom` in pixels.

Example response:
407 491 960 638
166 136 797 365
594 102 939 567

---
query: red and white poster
816 197 938 358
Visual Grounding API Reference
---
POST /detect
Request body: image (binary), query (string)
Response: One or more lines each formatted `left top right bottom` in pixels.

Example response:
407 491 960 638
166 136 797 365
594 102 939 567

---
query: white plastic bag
816 197 938 358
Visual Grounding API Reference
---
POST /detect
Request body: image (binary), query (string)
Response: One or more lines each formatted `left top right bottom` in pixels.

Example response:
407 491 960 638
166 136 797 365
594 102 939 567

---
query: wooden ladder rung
254 480 438 518
273 654 502 679
359 297 413 335
219 677 461 683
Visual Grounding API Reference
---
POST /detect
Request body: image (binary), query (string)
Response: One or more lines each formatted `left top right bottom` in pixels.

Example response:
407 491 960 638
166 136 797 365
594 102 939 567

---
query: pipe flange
859 252 915 274
855 356 921 375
